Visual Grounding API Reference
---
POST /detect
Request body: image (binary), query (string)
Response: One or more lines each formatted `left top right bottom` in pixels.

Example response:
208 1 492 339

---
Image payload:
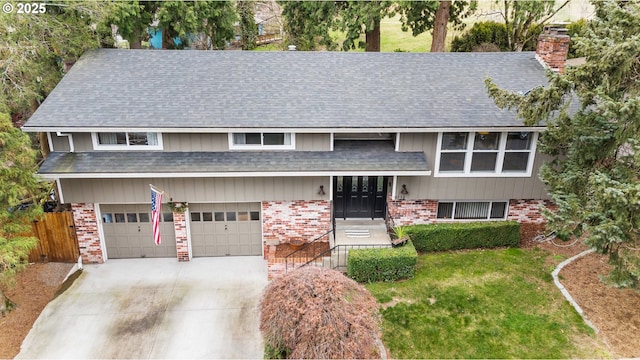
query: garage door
101 204 177 258
190 203 262 257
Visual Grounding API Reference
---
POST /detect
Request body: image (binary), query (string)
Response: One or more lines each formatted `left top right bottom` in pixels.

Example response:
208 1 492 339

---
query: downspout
54 178 65 204
391 175 398 201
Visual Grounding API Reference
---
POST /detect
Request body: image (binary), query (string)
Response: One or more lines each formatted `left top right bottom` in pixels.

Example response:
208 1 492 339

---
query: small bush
259 266 382 359
451 21 541 52
406 221 520 252
347 241 418 283
451 21 509 52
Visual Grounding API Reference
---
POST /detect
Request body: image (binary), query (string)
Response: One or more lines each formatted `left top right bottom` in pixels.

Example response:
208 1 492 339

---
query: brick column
173 211 190 262
71 203 104 263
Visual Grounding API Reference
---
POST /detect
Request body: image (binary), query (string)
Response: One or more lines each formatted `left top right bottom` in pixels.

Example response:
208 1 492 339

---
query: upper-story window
434 131 536 177
92 132 163 150
229 132 294 150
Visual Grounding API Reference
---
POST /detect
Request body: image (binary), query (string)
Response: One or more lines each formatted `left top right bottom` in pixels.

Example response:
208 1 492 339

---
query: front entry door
334 176 388 219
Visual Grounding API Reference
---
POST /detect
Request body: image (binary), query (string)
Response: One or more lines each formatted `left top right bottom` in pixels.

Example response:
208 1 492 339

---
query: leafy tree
279 1 394 52
107 1 236 50
156 1 236 49
491 0 570 51
104 1 159 49
398 0 477 52
237 1 258 50
0 109 45 315
338 1 394 52
279 1 338 51
486 1 640 287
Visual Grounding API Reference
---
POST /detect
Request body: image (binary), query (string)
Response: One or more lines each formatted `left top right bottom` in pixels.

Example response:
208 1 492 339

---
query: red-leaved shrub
259 266 383 359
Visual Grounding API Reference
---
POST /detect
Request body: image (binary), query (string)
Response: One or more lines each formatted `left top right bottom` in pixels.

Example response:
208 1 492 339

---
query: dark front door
334 176 388 219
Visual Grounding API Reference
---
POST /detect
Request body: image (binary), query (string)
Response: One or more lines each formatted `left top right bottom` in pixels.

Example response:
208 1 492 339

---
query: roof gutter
39 170 432 180
22 126 548 134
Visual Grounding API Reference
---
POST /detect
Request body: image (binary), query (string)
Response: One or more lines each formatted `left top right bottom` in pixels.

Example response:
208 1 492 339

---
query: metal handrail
284 229 334 273
303 243 393 271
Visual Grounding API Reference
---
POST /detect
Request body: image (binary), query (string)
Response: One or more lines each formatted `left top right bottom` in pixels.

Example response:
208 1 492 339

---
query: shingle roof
23 49 549 131
38 141 429 176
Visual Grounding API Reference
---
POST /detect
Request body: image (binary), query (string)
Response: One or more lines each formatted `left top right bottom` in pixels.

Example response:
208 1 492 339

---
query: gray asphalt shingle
23 49 548 131
38 141 429 175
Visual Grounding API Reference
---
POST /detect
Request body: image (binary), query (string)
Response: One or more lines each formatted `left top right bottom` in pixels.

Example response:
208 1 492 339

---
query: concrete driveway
17 257 268 359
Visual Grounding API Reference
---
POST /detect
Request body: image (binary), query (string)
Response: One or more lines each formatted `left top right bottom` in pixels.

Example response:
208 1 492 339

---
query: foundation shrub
406 221 520 252
347 241 417 283
259 266 383 359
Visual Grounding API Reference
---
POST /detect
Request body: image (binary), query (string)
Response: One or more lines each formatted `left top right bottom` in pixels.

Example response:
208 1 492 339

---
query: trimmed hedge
406 221 520 253
347 241 417 283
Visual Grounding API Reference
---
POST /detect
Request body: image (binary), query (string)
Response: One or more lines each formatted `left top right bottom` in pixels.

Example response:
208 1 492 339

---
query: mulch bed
0 262 73 359
522 225 640 358
274 241 330 259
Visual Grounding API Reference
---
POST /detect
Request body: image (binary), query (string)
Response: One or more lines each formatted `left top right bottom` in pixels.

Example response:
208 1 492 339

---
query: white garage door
189 203 262 257
101 204 177 258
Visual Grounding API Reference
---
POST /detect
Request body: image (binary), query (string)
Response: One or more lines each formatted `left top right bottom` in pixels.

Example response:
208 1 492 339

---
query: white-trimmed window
92 132 163 150
435 131 537 177
437 201 508 220
229 132 294 149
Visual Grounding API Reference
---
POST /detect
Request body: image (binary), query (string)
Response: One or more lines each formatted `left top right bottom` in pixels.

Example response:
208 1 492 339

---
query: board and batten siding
163 133 228 151
59 176 330 204
57 132 330 152
49 132 92 152
49 133 71 152
295 133 331 151
397 132 550 200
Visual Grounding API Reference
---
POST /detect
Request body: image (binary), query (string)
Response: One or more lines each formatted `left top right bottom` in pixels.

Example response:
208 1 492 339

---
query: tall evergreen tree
486 0 640 287
0 108 45 314
0 1 112 124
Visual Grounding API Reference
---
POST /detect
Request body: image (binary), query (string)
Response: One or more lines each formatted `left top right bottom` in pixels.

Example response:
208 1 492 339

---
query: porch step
345 229 371 238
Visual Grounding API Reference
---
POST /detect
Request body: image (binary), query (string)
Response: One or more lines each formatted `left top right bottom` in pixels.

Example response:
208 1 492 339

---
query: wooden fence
28 212 79 263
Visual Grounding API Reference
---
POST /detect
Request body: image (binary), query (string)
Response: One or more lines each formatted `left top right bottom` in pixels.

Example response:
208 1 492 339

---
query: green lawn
366 248 609 359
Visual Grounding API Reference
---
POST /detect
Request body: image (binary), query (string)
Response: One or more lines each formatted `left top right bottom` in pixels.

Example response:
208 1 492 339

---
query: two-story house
22 27 570 278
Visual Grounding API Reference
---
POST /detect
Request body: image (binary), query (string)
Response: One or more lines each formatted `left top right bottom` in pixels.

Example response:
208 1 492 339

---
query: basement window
437 201 507 220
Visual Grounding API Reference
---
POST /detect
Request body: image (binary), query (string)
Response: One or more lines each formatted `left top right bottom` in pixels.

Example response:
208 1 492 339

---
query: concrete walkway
333 219 392 247
17 257 268 359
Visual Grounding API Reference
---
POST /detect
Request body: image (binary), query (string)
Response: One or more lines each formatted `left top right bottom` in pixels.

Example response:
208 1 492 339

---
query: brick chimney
536 26 570 73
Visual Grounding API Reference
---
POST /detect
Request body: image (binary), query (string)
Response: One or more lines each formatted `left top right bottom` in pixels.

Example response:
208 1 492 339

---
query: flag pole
149 184 171 199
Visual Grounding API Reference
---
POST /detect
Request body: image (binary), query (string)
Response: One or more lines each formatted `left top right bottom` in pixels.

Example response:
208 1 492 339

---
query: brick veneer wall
71 203 104 263
507 199 556 224
173 211 190 262
388 199 438 226
262 200 331 279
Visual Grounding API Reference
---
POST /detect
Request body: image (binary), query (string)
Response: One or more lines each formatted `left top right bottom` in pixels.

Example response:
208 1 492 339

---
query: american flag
150 187 163 245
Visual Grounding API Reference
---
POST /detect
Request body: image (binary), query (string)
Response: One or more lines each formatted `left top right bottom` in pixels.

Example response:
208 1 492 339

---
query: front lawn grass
366 248 606 359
